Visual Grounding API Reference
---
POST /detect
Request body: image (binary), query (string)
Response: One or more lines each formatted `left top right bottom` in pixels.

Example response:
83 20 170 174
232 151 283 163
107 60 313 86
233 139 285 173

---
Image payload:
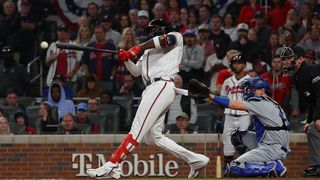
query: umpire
280 47 320 177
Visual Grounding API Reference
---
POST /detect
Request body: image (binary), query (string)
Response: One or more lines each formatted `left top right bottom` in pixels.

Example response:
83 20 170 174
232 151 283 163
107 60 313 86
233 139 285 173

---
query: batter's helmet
229 53 246 71
241 76 271 100
146 19 171 37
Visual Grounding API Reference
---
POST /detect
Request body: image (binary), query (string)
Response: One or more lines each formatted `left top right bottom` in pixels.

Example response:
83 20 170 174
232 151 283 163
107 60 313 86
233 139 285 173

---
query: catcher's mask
241 76 271 100
146 19 171 38
280 47 297 76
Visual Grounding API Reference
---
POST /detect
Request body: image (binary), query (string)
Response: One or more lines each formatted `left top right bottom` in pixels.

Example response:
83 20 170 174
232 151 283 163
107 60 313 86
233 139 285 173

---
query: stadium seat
196 114 214 133
164 123 199 134
113 96 133 131
26 105 40 115
19 96 35 107
28 113 41 134
99 104 120 133
9 123 26 134
100 81 114 93
88 114 106 134
2 106 20 123
64 81 78 94
74 123 91 134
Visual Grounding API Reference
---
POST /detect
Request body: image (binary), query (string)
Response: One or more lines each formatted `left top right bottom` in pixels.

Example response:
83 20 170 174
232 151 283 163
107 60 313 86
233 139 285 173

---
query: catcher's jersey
137 32 183 82
244 96 290 149
221 74 250 115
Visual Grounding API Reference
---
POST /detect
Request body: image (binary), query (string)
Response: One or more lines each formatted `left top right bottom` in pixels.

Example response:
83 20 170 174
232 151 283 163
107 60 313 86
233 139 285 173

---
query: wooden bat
216 132 222 178
56 43 119 54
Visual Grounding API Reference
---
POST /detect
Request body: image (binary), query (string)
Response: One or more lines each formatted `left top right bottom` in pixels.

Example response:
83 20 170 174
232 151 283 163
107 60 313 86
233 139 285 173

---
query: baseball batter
220 53 251 170
210 76 289 177
86 19 209 179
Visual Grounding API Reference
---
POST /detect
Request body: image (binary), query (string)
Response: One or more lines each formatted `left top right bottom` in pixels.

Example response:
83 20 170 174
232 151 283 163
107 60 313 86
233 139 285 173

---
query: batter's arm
139 33 178 50
209 94 248 111
124 60 142 77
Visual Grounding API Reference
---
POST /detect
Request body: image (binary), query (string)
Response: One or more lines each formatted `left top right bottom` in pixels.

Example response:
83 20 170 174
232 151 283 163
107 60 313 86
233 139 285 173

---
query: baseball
40 41 49 49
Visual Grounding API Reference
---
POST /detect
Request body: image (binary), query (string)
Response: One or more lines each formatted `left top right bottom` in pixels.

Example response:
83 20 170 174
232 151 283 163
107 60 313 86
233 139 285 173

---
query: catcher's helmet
241 76 271 100
279 47 297 75
146 19 171 37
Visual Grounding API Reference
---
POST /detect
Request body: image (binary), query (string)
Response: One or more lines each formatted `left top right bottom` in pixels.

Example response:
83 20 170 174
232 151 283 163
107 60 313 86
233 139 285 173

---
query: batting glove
128 45 142 60
119 49 129 61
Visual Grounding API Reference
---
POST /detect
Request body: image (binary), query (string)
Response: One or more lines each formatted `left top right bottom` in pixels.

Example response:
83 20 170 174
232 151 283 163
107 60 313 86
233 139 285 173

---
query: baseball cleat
188 154 210 178
86 161 121 179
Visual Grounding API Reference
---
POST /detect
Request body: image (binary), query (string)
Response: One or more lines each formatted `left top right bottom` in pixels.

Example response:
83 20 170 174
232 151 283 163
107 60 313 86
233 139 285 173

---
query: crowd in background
0 0 319 135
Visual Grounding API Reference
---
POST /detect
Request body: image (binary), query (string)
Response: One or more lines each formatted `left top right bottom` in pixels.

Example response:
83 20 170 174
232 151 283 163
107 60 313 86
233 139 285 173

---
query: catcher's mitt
188 79 211 103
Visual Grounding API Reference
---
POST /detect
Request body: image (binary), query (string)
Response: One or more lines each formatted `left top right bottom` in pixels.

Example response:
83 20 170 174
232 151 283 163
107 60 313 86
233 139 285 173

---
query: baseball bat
56 43 119 54
216 133 222 178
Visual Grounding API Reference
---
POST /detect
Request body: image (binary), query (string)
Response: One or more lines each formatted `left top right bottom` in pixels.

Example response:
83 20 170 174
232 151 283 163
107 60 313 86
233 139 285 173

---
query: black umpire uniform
294 60 320 177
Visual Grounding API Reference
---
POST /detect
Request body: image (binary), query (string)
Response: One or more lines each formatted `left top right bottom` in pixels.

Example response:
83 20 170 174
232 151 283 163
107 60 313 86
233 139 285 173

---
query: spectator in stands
199 5 212 28
4 89 26 112
264 32 281 65
87 2 101 33
250 50 271 75
38 102 57 134
14 110 35 134
60 112 82 134
0 108 5 117
76 102 99 134
165 0 180 18
180 29 205 84
204 42 229 92
261 56 292 110
45 25 81 86
75 25 91 46
84 25 117 81
247 28 257 42
128 9 139 30
18 0 37 67
116 14 131 33
0 45 30 97
168 9 188 33
198 24 214 62
168 112 196 134
117 73 142 97
226 0 246 18
304 50 317 65
77 74 103 99
88 98 101 115
117 27 138 84
152 2 167 20
209 15 232 48
222 12 238 41
253 11 272 50
228 23 258 62
298 2 313 36
298 26 320 62
47 83 75 120
42 74 75 99
238 0 263 28
268 0 293 32
0 116 12 135
186 8 199 32
100 0 117 21
279 9 301 38
0 0 19 52
90 15 121 46
166 74 197 125
135 10 150 44
180 8 188 26
100 90 113 104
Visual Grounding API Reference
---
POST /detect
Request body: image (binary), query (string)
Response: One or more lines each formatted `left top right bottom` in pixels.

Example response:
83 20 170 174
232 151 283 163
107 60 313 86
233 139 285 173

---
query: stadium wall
0 134 309 178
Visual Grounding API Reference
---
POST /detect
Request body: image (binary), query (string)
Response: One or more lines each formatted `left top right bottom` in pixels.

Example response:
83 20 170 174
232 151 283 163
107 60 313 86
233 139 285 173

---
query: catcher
189 77 289 177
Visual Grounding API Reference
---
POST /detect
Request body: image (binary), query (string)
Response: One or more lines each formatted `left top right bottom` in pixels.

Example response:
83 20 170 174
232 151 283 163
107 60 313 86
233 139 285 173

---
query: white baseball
40 41 49 49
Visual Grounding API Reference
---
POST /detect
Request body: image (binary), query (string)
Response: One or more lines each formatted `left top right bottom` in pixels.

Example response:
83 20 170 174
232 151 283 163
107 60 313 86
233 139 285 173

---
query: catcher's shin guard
109 133 139 163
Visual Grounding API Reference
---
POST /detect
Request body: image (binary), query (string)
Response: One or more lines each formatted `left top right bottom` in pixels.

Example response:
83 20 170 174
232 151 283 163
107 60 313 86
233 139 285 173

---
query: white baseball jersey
221 74 250 115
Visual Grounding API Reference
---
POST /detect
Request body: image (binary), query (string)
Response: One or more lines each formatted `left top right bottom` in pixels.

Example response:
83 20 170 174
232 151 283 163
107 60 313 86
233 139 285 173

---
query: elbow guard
153 34 177 49
213 96 230 108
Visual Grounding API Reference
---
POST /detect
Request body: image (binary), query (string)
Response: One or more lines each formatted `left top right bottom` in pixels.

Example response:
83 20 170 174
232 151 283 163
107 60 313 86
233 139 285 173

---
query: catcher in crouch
189 77 289 177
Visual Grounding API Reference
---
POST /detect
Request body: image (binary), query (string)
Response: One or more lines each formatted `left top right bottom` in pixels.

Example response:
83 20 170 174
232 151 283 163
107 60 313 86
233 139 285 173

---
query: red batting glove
119 49 129 62
128 45 142 60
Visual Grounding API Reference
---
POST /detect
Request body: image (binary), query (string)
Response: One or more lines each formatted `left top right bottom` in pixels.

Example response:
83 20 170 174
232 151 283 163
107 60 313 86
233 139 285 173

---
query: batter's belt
146 77 173 86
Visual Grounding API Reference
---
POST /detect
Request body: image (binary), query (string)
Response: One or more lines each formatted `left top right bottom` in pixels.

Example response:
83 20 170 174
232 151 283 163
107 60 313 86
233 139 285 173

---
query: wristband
153 36 161 49
213 96 230 108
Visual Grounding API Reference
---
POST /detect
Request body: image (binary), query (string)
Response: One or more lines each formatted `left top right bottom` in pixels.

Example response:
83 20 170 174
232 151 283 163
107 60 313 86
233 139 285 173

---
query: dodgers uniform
221 74 251 156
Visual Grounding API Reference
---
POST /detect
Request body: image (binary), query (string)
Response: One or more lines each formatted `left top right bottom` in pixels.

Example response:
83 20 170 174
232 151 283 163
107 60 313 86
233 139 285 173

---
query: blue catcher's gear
146 19 172 38
241 76 271 100
228 160 287 177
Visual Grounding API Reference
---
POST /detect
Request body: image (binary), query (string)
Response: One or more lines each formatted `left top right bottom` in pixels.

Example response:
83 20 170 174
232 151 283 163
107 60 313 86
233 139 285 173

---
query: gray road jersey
244 96 290 150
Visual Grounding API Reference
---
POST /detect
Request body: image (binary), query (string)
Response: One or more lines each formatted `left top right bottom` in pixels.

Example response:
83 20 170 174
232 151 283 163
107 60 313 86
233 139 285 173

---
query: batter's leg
144 114 209 178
